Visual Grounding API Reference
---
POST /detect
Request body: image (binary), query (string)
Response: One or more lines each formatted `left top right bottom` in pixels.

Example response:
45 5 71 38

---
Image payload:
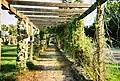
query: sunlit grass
1 45 120 81
0 45 17 81
106 63 120 81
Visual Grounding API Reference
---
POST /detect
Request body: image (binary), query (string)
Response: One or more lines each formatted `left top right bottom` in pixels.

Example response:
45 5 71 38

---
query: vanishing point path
18 45 76 81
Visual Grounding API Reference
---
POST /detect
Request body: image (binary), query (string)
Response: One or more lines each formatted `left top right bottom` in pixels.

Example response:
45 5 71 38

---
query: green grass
0 45 17 81
106 63 120 81
0 45 120 81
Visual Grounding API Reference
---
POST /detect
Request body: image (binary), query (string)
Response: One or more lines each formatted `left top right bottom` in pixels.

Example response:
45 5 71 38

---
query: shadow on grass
2 54 17 57
1 64 16 73
1 48 17 54
0 45 17 81
1 58 16 61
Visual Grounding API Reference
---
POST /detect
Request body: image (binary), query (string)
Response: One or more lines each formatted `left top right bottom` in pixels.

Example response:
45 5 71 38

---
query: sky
1 0 96 26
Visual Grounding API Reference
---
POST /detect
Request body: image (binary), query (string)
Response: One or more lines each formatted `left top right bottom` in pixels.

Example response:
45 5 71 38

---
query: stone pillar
29 26 33 61
93 2 105 81
16 19 28 72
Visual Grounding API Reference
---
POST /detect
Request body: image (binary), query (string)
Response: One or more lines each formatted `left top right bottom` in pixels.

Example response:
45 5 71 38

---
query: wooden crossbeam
35 24 62 27
18 11 81 17
33 21 65 27
1 0 34 27
29 19 70 22
7 0 91 8
77 0 107 19
32 21 65 25
36 24 56 27
27 16 71 20
31 20 68 24
11 7 85 13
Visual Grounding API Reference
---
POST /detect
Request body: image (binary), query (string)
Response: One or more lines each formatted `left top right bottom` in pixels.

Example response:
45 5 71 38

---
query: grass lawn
0 45 17 81
106 63 120 81
0 45 120 81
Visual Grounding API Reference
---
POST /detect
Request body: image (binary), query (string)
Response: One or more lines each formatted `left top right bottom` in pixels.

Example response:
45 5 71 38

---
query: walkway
18 46 76 81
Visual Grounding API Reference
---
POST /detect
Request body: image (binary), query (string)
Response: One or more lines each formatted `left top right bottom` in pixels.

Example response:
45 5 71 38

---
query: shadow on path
19 46 89 81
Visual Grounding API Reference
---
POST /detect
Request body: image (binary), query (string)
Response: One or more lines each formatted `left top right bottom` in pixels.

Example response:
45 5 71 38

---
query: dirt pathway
18 46 76 81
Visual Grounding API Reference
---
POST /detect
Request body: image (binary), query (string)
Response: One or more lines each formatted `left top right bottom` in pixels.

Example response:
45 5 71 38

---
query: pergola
0 0 107 81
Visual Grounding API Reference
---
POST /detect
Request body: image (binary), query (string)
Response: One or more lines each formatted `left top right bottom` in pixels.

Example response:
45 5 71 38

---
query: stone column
93 1 105 81
16 19 28 72
29 26 33 61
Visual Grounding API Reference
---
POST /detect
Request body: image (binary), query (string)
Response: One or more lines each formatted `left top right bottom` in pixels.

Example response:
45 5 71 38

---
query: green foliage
67 20 93 78
1 24 8 31
74 0 83 3
40 30 45 40
1 24 17 36
104 1 120 47
8 24 17 36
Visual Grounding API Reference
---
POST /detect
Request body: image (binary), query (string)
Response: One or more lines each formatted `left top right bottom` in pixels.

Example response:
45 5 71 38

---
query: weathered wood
0 0 2 71
92 0 106 81
31 20 68 23
1 0 35 27
19 11 81 17
17 20 28 72
12 7 85 13
35 23 64 27
29 26 33 61
36 24 57 27
96 3 105 81
8 0 91 8
32 21 66 25
28 16 71 20
30 36 33 61
30 19 70 22
77 0 107 19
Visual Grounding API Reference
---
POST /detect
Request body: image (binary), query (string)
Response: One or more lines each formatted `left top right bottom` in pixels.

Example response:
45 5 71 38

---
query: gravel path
18 47 76 81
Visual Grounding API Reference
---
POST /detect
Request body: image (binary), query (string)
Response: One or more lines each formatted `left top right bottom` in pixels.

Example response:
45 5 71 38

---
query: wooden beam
31 20 68 24
32 21 65 25
27 16 71 20
1 0 35 27
36 24 62 28
12 7 85 13
30 19 70 22
18 11 81 17
77 0 107 19
36 24 57 27
8 0 91 8
33 21 65 27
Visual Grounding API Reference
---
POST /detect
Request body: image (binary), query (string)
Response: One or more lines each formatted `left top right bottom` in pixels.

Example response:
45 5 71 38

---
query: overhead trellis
7 0 91 8
0 0 108 81
5 0 92 27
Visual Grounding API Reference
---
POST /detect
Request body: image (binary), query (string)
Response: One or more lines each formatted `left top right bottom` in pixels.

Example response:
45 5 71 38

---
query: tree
104 1 120 47
8 24 17 36
1 24 8 31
